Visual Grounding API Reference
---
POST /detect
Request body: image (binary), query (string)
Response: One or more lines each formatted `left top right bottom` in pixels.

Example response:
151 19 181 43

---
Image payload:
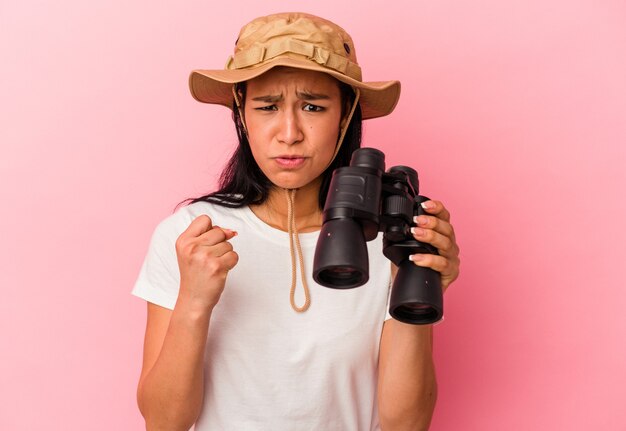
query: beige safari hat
189 12 401 120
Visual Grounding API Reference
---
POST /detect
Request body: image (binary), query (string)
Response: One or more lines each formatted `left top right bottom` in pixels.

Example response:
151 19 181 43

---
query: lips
274 155 307 168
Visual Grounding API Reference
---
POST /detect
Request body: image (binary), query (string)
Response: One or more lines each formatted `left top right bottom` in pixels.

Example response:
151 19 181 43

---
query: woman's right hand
175 214 239 311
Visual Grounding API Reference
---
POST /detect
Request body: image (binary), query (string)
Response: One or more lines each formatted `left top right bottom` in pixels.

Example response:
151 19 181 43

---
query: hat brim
189 57 400 120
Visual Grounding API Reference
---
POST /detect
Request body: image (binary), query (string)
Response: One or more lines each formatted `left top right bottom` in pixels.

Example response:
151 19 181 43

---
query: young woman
133 12 460 431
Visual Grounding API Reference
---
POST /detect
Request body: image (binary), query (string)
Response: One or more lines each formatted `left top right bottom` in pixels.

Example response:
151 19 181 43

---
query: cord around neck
285 188 311 312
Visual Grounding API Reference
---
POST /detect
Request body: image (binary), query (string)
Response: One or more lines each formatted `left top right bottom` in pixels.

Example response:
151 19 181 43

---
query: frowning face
243 67 345 191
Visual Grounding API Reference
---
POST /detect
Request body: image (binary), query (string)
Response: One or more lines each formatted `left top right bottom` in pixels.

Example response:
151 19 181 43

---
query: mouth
274 155 307 168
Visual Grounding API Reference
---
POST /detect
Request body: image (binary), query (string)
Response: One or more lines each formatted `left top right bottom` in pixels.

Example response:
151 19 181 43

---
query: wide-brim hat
189 12 401 120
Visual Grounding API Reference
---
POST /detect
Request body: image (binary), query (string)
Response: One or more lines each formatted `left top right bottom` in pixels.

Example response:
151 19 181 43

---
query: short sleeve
384 272 393 321
131 210 192 310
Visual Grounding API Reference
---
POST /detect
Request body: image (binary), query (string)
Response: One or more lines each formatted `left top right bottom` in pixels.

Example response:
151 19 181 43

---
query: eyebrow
297 91 331 101
251 91 331 103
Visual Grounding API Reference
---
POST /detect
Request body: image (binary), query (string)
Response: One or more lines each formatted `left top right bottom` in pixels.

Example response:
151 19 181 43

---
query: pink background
2 0 625 429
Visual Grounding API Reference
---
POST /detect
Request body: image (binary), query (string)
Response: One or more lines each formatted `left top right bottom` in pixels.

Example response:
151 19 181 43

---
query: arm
377 200 460 430
137 301 211 431
377 268 437 431
136 215 238 430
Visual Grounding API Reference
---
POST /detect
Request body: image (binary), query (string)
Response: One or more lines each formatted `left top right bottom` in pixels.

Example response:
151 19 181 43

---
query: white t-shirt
132 201 392 430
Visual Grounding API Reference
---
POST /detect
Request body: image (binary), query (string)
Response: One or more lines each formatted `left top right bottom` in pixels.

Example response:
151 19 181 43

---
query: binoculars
313 148 443 325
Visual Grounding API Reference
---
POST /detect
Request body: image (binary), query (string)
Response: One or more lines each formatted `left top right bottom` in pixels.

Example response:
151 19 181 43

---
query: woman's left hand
409 199 460 294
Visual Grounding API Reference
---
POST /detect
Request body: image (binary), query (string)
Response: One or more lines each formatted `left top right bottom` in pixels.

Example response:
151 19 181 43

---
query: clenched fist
175 215 239 311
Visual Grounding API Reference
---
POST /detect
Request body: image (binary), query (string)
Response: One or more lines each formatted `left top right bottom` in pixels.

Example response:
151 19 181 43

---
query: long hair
176 79 362 211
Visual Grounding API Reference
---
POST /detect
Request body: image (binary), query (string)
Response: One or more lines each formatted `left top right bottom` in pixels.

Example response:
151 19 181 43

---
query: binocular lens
316 266 363 287
391 303 439 324
388 260 443 324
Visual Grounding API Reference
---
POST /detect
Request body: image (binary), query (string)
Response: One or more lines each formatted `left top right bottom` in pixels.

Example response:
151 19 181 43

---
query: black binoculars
313 147 443 325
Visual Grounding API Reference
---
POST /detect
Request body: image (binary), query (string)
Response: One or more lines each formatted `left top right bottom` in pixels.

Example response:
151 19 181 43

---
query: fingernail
223 228 238 236
421 201 434 210
409 254 424 262
413 216 426 225
411 227 425 236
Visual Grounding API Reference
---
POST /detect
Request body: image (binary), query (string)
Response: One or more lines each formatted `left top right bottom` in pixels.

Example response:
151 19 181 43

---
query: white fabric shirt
132 201 392 430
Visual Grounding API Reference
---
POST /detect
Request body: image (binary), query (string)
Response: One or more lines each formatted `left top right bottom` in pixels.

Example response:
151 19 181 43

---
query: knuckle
428 216 438 229
177 240 194 257
205 259 222 275
222 251 239 270
450 267 460 282
197 214 211 223
441 257 452 272
442 236 453 252
188 248 206 264
212 227 227 242
175 234 188 250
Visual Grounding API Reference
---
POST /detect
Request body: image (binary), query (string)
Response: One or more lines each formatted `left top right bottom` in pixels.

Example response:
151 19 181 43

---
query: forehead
245 67 341 96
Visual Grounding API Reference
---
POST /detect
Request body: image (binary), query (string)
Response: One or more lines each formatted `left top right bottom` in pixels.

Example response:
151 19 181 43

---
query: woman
132 12 460 431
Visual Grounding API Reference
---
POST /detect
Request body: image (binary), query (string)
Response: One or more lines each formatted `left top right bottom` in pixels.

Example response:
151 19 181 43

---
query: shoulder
149 201 217 245
155 200 249 237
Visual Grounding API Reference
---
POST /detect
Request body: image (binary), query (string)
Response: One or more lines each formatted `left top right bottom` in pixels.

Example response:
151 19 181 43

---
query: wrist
173 292 216 323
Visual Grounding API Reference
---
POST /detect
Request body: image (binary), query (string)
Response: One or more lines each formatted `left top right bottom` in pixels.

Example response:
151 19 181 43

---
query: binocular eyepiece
313 148 443 325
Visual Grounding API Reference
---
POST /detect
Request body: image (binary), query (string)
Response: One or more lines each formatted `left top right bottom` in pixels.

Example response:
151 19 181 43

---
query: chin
271 180 308 191
270 173 320 191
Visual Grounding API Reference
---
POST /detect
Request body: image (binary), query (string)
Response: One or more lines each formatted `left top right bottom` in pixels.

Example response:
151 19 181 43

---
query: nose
276 108 304 145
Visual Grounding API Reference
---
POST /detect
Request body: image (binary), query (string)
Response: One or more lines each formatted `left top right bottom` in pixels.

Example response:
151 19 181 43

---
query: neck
250 178 323 233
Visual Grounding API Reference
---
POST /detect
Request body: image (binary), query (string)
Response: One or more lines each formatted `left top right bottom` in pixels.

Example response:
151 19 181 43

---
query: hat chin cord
232 85 361 312
285 187 311 311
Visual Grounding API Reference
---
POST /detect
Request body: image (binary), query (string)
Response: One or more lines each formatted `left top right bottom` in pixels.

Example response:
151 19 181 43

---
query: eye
255 105 277 111
303 103 324 112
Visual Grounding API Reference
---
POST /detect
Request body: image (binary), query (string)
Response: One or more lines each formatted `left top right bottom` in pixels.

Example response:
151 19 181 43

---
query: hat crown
189 12 401 120
234 13 358 65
